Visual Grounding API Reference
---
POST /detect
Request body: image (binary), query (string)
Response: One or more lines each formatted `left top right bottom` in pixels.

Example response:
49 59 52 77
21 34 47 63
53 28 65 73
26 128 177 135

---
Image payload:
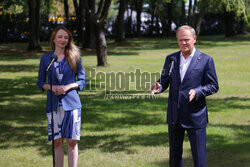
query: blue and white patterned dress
47 58 81 141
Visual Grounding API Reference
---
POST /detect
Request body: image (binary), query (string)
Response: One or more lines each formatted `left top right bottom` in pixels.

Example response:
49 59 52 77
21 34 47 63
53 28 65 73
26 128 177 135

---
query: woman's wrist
43 84 51 91
66 83 79 91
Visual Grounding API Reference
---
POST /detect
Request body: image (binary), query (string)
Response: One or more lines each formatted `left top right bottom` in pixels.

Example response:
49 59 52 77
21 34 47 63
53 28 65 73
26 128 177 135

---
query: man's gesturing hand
189 89 196 102
150 82 160 95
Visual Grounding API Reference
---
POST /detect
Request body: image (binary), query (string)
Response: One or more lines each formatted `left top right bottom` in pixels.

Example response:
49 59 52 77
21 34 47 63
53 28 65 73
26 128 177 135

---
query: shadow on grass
1 34 249 61
0 45 48 61
0 36 249 166
0 75 249 166
106 34 250 52
108 38 178 51
79 132 169 154
81 92 250 131
81 94 167 131
151 123 250 167
0 77 41 96
82 50 140 57
206 124 250 167
0 64 39 72
207 96 250 111
0 94 49 153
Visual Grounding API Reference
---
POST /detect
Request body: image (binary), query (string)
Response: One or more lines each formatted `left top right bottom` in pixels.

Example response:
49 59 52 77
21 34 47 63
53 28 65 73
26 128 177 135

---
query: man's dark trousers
169 123 207 167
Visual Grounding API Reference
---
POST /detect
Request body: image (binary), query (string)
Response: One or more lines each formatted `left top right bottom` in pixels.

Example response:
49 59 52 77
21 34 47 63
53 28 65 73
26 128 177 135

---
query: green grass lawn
0 35 249 167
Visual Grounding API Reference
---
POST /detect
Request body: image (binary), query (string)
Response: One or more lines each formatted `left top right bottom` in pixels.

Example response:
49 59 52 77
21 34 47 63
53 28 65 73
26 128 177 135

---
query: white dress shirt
179 47 196 82
157 47 196 93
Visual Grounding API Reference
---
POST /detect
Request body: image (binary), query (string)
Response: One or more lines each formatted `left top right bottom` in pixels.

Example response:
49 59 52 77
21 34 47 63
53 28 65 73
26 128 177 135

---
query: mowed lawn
0 35 249 167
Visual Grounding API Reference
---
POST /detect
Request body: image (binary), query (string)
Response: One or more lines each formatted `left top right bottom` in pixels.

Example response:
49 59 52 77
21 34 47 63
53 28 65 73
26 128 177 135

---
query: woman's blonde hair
50 26 80 74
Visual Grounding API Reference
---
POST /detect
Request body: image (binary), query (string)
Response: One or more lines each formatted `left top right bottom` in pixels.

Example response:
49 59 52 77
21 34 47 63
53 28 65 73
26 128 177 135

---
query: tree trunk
127 7 133 35
150 0 157 35
245 0 248 33
85 21 96 49
160 18 167 36
194 1 208 36
156 17 161 35
84 0 111 66
73 0 85 47
188 0 193 25
192 0 197 16
35 0 41 47
195 10 205 36
0 15 7 42
246 0 248 16
115 0 126 42
136 8 141 35
224 11 235 37
238 0 248 34
84 0 96 49
238 19 246 34
73 0 81 45
79 0 85 47
44 0 51 22
166 1 172 35
64 0 70 27
27 0 42 51
192 0 197 27
96 25 108 66
135 0 143 36
181 0 186 25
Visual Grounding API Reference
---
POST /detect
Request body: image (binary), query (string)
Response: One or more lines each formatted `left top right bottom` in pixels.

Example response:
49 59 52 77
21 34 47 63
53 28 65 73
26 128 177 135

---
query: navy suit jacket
158 49 219 128
37 52 87 112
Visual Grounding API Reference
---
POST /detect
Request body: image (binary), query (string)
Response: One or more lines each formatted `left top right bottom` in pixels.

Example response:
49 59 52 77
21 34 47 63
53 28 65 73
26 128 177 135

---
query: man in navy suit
150 25 219 167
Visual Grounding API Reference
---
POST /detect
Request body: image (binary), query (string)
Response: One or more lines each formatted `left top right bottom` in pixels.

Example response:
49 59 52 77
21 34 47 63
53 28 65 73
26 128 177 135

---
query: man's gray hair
176 25 196 38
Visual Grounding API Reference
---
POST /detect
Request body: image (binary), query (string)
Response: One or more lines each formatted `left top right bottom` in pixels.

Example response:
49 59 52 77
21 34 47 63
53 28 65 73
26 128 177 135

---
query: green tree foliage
0 0 27 15
212 0 247 21
209 0 247 36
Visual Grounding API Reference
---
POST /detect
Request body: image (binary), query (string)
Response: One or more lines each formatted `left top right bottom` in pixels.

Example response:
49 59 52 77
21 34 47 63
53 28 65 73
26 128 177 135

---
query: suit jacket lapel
175 52 181 86
171 52 181 87
182 49 201 83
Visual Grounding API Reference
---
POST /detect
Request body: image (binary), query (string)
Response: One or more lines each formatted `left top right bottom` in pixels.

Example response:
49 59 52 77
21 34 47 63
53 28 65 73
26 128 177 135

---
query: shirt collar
180 47 196 59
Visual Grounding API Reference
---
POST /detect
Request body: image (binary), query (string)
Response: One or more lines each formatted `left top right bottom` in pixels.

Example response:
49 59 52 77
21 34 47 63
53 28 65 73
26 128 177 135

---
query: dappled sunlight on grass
0 35 249 166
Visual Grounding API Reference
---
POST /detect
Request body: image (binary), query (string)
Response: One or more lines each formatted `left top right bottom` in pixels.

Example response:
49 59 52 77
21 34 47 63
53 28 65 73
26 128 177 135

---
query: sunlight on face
177 29 197 58
53 29 69 49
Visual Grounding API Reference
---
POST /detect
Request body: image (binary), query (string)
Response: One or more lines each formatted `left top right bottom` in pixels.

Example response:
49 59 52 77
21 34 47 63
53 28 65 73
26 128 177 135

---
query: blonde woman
37 26 87 167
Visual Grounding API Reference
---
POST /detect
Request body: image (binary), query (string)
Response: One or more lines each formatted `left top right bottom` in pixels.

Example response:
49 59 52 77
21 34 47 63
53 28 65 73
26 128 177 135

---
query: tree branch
96 0 104 17
73 0 79 15
99 0 112 23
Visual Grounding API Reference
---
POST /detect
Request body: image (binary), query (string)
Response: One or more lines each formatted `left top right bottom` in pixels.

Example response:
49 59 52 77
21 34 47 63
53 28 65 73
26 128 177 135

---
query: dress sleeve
37 55 47 91
75 57 87 91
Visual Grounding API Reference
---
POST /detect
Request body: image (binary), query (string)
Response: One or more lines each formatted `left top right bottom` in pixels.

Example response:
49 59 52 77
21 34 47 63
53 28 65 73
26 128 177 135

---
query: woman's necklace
57 55 65 62
59 58 66 74
54 49 65 62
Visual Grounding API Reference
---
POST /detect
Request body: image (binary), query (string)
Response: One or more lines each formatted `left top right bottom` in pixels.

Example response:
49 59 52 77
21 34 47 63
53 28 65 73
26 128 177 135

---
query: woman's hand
51 85 60 95
53 85 67 95
51 83 79 96
54 84 79 95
